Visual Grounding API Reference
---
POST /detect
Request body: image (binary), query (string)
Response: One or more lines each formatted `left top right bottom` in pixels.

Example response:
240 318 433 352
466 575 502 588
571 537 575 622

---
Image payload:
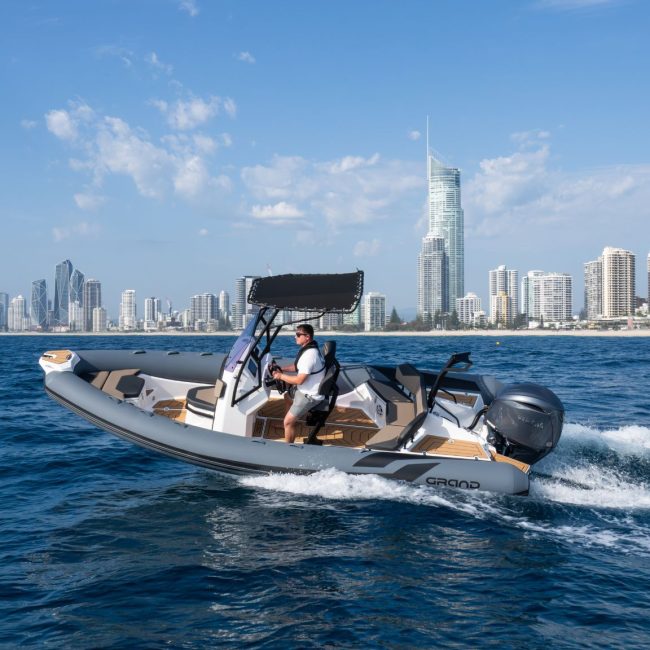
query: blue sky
1 0 649 318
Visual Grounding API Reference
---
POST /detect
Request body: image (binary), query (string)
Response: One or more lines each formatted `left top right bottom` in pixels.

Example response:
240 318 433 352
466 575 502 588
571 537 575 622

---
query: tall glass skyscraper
417 235 447 320
0 292 8 331
83 279 102 331
30 279 48 330
70 269 85 307
53 259 73 327
418 128 464 318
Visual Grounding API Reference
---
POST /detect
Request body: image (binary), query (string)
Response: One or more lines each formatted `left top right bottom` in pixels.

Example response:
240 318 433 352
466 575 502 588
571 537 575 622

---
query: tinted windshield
224 316 258 373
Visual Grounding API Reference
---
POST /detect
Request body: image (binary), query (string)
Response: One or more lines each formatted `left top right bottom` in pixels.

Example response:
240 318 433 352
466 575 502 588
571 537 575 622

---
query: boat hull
44 363 530 496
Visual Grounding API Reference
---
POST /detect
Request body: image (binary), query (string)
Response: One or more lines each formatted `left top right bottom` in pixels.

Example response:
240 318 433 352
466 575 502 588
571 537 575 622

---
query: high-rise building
490 292 512 327
420 128 464 312
456 292 482 325
92 306 107 332
68 301 84 331
646 253 649 308
218 290 230 325
0 292 8 331
144 297 162 330
320 311 343 330
584 260 602 320
522 271 572 322
521 271 544 319
602 247 635 317
83 279 102 332
30 279 48 330
69 269 85 307
119 289 137 330
489 265 518 324
418 235 448 320
234 276 260 329
539 273 572 322
343 303 362 328
68 269 84 331
53 259 73 327
364 292 386 332
190 293 218 326
8 295 28 331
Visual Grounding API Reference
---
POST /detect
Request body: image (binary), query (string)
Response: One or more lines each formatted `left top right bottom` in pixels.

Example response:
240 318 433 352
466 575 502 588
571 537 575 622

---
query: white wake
239 422 650 554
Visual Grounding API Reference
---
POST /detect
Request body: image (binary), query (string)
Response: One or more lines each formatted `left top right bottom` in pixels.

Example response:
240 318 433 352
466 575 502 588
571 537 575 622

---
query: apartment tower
602 247 635 317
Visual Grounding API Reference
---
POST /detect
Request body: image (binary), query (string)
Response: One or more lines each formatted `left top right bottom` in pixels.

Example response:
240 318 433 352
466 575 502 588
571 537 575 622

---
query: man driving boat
271 324 325 443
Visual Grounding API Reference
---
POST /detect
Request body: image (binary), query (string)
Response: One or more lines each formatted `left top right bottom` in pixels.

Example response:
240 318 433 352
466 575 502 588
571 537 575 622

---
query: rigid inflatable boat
40 271 564 496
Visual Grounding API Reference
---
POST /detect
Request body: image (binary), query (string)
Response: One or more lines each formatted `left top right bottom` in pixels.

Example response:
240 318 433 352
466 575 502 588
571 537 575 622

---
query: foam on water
533 422 650 508
557 422 650 456
239 421 650 555
240 467 479 515
241 467 650 555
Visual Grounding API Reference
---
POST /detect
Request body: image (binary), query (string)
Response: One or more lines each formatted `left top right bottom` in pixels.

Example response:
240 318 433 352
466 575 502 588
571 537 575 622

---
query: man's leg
283 392 292 414
284 391 311 443
284 411 299 443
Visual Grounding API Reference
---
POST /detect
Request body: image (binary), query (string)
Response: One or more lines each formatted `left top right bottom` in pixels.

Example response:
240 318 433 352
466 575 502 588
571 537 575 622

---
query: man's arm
272 369 307 385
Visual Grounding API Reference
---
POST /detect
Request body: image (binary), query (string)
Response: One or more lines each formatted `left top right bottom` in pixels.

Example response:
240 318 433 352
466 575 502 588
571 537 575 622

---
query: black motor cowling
485 382 564 465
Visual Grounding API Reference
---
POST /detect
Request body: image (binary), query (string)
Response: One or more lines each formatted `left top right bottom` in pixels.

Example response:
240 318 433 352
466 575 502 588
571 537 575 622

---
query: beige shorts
288 391 324 418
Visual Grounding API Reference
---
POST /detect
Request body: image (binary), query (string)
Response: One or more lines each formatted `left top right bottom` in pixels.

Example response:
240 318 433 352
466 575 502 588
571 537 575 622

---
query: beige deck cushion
90 370 110 389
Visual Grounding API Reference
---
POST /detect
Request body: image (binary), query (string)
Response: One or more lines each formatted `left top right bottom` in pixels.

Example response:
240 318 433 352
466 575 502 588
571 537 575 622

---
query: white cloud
242 154 422 227
45 109 78 141
353 238 381 257
21 119 37 130
95 45 134 68
95 116 174 198
45 101 232 203
466 145 550 215
174 155 211 198
151 99 168 113
45 102 95 142
52 221 101 242
510 129 551 147
192 134 217 154
147 52 173 75
155 96 222 130
465 135 650 245
237 51 256 64
179 0 199 17
223 97 237 118
327 153 380 174
408 130 421 141
251 202 304 224
74 192 105 210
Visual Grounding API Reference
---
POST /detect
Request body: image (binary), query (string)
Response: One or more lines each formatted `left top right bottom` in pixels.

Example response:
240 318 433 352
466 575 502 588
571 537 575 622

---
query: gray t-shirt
296 347 325 396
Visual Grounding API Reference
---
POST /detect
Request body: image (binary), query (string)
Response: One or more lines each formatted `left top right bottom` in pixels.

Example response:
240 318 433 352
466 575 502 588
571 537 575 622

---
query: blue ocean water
1 334 650 648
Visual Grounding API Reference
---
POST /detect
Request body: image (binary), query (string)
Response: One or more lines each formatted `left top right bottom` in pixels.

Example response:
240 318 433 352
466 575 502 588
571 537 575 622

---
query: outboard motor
485 383 564 465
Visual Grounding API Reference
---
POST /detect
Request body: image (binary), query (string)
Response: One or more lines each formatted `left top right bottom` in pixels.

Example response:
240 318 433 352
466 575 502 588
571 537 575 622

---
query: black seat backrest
318 340 339 397
321 340 336 366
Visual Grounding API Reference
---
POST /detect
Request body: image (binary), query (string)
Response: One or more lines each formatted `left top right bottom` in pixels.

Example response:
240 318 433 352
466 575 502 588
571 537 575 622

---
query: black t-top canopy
248 271 364 312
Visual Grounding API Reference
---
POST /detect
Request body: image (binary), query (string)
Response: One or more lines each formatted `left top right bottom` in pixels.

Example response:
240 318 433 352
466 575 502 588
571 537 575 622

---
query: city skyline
1 243 647 333
1 1 649 313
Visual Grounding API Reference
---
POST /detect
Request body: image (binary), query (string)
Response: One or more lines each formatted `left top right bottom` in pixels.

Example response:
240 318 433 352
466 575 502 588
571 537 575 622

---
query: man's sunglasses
295 332 307 338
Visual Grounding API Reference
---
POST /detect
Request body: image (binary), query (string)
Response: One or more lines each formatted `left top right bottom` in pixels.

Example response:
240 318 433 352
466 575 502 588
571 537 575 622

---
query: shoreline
2 329 650 338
